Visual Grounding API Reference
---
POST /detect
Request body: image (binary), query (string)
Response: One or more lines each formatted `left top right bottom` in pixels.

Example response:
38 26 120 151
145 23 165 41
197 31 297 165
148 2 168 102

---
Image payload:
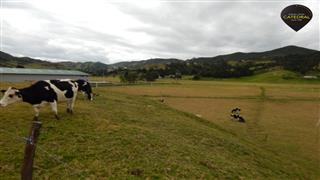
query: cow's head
76 80 93 101
0 87 22 107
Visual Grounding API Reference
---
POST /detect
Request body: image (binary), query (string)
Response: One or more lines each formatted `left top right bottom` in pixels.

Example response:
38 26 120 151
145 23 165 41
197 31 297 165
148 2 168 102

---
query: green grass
103 80 320 179
90 69 320 85
0 86 315 179
236 70 306 83
89 76 120 83
190 70 320 84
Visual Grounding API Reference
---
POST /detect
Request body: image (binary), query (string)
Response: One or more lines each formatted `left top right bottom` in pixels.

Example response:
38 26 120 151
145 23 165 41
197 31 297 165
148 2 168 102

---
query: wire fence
0 128 88 179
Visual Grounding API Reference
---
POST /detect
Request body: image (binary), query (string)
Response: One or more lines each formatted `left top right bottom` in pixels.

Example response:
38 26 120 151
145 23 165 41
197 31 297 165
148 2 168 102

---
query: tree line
104 52 320 82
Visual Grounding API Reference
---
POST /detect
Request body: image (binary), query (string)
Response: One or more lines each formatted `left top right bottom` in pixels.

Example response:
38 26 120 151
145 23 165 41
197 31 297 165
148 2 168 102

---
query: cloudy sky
0 0 319 64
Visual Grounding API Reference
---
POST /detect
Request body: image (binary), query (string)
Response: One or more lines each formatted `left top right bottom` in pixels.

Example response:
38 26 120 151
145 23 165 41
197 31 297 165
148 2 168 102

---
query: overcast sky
0 0 319 64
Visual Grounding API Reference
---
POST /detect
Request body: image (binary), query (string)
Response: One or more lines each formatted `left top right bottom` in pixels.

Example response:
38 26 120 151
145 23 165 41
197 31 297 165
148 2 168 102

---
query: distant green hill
110 58 182 69
59 61 109 75
0 51 109 75
1 45 319 76
0 51 66 69
96 45 320 77
231 70 320 83
105 46 319 69
187 45 318 63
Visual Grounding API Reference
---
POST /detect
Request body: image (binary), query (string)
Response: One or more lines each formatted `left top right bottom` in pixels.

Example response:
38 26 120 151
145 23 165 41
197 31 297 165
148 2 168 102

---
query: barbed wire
0 128 28 143
0 128 88 179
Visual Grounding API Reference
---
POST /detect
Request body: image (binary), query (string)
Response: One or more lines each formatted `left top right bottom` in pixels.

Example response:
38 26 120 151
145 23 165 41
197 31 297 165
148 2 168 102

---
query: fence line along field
0 78 319 178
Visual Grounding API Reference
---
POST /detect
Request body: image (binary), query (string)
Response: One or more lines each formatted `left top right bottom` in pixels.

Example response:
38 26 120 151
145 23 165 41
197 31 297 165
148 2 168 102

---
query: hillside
0 51 108 75
0 51 66 69
1 45 319 76
59 61 109 75
106 46 319 69
110 58 182 69
0 85 312 179
187 45 319 63
236 70 302 82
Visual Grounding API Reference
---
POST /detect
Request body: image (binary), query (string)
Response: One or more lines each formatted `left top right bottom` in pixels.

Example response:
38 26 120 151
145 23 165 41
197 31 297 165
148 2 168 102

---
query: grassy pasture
90 76 120 83
0 77 319 179
190 70 320 84
105 80 320 178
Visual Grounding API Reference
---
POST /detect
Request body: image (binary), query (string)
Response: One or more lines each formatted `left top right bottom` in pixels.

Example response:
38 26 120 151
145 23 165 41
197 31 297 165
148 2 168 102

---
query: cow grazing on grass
0 79 78 120
76 79 93 101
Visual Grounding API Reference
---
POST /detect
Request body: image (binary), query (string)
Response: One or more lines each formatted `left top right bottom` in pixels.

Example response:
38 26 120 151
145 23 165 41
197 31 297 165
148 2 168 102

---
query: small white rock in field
195 114 202 118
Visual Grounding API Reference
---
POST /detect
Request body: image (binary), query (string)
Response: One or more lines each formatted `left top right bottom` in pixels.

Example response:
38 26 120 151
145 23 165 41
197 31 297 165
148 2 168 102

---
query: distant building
0 67 89 82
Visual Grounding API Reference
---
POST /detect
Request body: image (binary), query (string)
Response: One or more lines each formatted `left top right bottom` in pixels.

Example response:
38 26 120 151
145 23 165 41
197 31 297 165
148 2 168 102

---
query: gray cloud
3 21 111 62
1 1 319 63
117 2 319 57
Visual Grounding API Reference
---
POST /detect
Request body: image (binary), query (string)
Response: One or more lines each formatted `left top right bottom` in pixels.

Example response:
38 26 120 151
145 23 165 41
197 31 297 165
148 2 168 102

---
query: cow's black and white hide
0 80 78 120
75 79 93 101
230 108 245 123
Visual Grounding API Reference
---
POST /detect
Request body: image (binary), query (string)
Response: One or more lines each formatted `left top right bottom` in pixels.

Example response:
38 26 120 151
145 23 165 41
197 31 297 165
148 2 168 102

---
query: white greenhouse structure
0 67 89 82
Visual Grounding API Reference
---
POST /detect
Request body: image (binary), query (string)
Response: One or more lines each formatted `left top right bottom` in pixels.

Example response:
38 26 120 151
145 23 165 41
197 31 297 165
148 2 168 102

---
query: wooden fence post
21 121 42 180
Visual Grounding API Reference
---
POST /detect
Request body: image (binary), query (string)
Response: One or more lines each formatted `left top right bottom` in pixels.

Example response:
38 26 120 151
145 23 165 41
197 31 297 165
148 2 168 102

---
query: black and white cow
230 108 245 123
75 79 93 101
0 79 78 120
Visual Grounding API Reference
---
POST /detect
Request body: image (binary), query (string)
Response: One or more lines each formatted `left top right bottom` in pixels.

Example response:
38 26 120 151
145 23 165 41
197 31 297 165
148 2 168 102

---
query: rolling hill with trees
1 45 319 78
0 51 109 75
187 45 318 63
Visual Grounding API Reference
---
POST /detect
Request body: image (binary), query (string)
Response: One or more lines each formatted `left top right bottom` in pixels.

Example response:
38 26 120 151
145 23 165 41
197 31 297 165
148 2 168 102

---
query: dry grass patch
265 85 320 99
163 98 255 136
107 84 261 98
162 97 319 177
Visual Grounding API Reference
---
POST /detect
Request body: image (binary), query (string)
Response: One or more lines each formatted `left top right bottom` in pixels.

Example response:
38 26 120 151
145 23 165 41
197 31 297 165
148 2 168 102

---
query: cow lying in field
230 108 245 123
0 79 80 120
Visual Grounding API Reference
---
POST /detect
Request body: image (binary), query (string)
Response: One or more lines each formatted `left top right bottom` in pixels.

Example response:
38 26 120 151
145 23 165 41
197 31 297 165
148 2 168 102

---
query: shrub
192 74 201 80
145 71 159 81
120 71 138 83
